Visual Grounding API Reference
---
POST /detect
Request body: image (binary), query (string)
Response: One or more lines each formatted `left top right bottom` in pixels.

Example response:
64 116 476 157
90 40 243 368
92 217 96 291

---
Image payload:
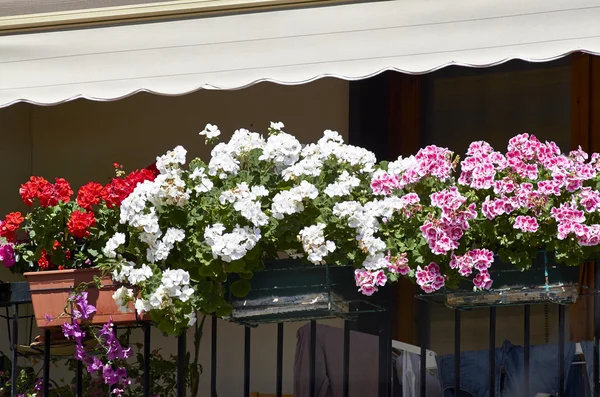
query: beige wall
29 79 350 188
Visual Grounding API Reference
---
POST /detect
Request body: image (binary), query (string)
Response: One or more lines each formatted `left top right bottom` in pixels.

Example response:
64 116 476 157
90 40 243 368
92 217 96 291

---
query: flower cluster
102 123 378 334
349 132 600 294
61 292 131 395
19 177 73 207
0 164 156 274
6 121 600 337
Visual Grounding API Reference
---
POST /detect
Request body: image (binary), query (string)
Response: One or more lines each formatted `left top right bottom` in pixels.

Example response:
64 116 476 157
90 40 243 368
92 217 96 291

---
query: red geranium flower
19 176 51 206
54 178 73 203
67 210 97 239
0 212 24 242
21 176 73 207
102 168 156 208
77 182 104 211
145 162 159 177
127 169 157 187
38 249 50 270
102 178 129 209
38 182 58 207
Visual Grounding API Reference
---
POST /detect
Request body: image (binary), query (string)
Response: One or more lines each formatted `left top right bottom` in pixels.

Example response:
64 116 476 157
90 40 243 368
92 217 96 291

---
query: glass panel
423 58 572 153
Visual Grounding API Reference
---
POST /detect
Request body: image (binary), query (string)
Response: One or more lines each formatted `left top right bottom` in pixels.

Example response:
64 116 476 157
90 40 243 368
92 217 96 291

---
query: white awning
1 0 600 107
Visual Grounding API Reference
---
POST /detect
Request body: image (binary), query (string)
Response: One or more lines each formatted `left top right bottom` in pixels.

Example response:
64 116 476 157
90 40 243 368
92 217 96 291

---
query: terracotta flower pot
25 268 142 328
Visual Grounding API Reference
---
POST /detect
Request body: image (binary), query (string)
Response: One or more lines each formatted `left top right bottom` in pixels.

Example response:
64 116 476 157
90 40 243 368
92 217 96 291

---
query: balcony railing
2 263 599 396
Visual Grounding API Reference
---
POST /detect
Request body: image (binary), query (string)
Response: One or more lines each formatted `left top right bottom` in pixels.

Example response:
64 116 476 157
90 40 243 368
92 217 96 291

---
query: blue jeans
436 340 575 397
580 340 600 394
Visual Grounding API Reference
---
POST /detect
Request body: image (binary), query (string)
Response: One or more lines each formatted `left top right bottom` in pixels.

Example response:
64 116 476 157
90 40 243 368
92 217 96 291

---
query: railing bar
76 359 83 397
143 323 151 397
595 260 600 397
177 332 186 397
28 309 34 346
342 320 350 397
276 323 284 397
10 304 18 397
43 328 50 397
244 326 251 397
524 304 531 397
309 320 317 397
558 304 565 397
419 300 429 397
489 307 496 396
112 325 118 395
387 306 393 397
378 310 386 397
5 307 11 350
211 315 217 397
454 309 461 394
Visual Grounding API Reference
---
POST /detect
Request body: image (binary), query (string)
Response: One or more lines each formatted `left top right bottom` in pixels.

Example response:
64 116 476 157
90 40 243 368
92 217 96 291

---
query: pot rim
24 268 102 277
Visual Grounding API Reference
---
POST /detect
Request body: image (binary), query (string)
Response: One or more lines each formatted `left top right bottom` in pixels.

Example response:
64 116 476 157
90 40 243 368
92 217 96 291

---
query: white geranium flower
297 223 336 264
332 201 363 218
112 261 134 283
270 121 285 130
271 181 318 219
112 286 134 313
200 123 221 139
128 264 154 285
103 233 126 259
204 224 261 262
388 155 418 175
362 253 389 270
219 183 269 227
190 167 214 193
259 132 302 172
134 298 152 315
324 170 361 197
186 312 197 327
155 146 187 174
149 286 171 309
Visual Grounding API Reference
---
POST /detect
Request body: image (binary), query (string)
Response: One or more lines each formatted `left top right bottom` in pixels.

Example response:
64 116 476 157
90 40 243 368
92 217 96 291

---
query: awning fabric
1 0 600 107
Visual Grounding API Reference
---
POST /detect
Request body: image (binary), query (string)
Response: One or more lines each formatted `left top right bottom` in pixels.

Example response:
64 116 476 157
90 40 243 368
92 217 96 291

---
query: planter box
436 252 581 308
24 268 141 328
225 260 384 326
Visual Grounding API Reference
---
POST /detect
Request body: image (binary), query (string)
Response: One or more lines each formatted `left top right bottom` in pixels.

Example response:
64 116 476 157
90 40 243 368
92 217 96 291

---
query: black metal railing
2 262 600 396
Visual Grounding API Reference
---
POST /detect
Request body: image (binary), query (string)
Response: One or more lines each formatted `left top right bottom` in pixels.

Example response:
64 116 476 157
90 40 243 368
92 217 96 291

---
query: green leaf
215 303 233 317
230 279 251 298
238 271 254 280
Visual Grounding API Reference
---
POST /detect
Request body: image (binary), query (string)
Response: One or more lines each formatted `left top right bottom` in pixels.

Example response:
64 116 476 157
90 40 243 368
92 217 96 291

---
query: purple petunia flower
98 318 131 360
72 292 97 320
75 344 86 360
62 322 85 344
85 356 103 374
0 244 16 268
